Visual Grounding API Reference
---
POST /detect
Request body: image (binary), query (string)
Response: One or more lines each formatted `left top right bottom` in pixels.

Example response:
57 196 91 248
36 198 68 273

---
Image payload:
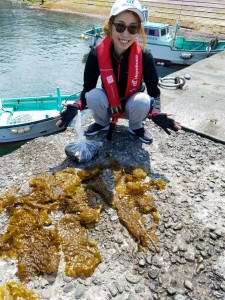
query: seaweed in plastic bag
65 110 103 163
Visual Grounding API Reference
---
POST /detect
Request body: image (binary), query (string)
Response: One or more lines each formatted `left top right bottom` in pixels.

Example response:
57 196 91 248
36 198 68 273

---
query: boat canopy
143 22 173 45
143 22 170 37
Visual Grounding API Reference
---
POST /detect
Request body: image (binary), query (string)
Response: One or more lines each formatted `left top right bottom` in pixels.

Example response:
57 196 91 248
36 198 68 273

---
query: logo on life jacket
130 54 140 89
106 75 114 84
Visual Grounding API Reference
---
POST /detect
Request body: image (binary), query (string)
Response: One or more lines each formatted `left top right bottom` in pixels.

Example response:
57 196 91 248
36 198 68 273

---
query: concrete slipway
160 51 225 143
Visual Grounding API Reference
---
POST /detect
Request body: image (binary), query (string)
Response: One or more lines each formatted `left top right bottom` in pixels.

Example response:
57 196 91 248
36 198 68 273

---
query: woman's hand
55 103 80 128
152 113 181 135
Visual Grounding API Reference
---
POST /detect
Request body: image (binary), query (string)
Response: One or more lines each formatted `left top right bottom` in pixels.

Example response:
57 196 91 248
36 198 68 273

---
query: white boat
80 9 225 66
0 88 79 145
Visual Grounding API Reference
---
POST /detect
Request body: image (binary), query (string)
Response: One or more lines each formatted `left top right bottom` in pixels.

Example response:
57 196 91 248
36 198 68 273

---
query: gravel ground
0 116 225 300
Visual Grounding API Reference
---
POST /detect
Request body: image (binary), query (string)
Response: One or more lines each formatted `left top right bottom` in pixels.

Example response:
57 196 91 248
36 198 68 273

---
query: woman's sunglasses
113 22 139 35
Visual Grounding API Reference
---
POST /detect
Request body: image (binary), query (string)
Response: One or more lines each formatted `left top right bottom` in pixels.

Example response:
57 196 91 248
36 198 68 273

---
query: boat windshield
144 26 169 37
145 28 159 36
161 27 169 36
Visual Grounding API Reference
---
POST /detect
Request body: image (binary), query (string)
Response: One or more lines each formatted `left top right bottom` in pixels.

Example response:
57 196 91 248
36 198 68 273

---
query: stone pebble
74 284 86 299
184 279 193 291
63 282 74 293
125 274 141 284
174 294 186 300
108 282 118 297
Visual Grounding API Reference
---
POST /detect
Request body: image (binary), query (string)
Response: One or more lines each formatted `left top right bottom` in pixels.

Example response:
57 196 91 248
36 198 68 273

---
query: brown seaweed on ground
0 282 40 299
0 160 166 282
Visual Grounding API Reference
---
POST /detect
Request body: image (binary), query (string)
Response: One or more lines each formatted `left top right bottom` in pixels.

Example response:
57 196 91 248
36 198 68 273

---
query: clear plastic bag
65 110 103 163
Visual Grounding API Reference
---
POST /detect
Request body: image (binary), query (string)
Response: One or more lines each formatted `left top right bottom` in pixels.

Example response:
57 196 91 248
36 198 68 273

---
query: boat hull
0 117 64 145
0 88 80 145
83 35 224 66
147 43 218 66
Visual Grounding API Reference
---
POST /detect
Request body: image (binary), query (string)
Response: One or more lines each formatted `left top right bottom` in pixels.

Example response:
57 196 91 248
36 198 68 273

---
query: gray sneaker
128 127 153 144
85 123 109 136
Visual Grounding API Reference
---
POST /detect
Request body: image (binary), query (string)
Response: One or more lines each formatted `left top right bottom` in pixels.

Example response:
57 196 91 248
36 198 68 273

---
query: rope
158 76 186 89
0 107 13 114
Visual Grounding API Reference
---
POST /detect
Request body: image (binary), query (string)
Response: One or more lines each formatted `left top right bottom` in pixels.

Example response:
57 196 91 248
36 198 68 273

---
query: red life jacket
97 36 142 119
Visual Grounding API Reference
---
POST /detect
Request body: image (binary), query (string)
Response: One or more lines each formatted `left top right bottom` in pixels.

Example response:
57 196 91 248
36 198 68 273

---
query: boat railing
1 88 79 112
2 97 55 105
